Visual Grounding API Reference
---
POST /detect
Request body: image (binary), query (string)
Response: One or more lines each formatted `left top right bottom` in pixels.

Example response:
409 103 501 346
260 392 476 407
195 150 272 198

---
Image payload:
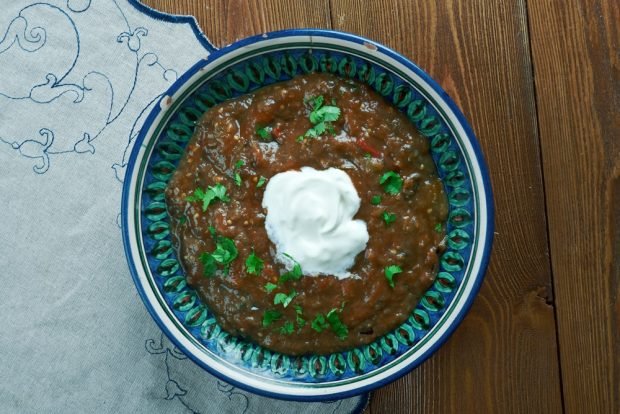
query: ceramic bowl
121 29 494 401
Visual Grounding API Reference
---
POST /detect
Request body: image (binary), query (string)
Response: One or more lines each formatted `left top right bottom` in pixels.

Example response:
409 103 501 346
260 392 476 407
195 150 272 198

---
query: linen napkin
0 1 368 412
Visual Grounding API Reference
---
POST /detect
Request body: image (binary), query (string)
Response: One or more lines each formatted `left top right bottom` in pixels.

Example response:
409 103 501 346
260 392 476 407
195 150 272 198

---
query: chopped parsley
264 282 278 293
364 153 372 159
434 223 443 233
278 254 303 283
274 290 297 308
384 265 403 288
262 310 282 327
256 176 267 188
311 313 329 333
256 126 272 140
299 95 341 141
234 159 245 169
178 215 187 225
279 321 295 335
245 251 264 275
371 195 382 205
310 309 348 339
379 171 403 195
199 252 217 277
294 304 306 328
326 308 349 340
382 211 396 226
185 183 230 211
234 160 244 186
211 237 238 264
199 229 238 277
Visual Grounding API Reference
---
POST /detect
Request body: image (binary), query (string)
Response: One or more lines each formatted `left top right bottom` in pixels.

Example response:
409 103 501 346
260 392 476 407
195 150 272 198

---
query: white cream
262 167 369 279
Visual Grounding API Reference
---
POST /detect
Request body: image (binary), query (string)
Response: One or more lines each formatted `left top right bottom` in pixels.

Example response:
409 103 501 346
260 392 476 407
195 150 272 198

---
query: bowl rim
121 28 495 401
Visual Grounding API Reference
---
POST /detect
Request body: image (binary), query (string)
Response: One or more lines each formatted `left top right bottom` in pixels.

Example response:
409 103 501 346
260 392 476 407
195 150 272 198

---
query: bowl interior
123 30 492 400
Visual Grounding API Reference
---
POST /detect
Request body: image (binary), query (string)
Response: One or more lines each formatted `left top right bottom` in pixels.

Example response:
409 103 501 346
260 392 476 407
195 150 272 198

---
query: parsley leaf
199 252 217 277
384 265 403 288
310 105 341 124
234 172 242 186
234 159 245 169
179 215 187 225
210 183 230 201
279 254 303 283
311 313 329 333
382 211 396 225
434 223 443 233
326 308 349 340
274 290 297 308
256 126 272 140
300 95 341 140
212 237 238 264
379 171 403 195
245 251 264 275
310 95 324 109
264 282 278 293
371 195 382 205
257 176 267 188
186 184 230 211
279 321 295 335
262 310 282 327
294 304 306 328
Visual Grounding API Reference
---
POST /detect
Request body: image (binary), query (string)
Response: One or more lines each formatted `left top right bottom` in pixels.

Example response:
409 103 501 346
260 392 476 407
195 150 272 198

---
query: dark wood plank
528 0 619 412
328 1 563 413
141 0 331 47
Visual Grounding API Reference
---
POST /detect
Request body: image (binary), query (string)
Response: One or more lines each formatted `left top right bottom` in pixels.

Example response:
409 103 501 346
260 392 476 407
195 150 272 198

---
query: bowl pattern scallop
124 30 492 400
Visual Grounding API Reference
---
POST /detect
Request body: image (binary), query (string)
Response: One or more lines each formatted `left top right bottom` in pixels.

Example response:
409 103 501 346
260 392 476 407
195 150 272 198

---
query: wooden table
143 1 618 412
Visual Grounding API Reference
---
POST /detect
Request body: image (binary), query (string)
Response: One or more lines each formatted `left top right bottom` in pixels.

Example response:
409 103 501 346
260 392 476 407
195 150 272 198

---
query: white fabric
0 1 367 412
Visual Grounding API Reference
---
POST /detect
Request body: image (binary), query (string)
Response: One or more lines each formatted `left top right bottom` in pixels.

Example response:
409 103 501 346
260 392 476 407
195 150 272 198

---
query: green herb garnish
256 176 267 188
262 310 282 327
384 265 403 288
371 195 382 205
379 171 403 195
199 252 217 277
434 223 442 233
264 282 278 293
234 160 244 186
245 251 264 275
256 126 272 140
211 237 238 264
234 159 245 169
294 304 306 328
326 308 349 340
311 313 329 333
186 184 230 211
179 215 187 224
382 211 396 226
279 321 295 335
300 95 341 140
279 254 303 283
274 290 297 308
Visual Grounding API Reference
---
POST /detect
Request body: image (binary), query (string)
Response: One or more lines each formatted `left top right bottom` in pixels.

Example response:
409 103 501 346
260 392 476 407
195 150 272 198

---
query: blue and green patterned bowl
121 29 494 401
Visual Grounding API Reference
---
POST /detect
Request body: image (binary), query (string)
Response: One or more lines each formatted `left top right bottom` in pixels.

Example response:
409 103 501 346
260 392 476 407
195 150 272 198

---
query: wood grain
140 0 331 47
528 0 620 412
141 1 567 412
329 1 563 412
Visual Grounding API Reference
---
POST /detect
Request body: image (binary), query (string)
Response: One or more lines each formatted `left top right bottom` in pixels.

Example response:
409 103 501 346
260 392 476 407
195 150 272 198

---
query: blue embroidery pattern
0 1 178 178
146 332 250 414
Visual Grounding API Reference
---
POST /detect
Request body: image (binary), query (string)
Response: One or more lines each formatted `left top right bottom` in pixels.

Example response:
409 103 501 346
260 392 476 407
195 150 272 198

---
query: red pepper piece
356 138 382 158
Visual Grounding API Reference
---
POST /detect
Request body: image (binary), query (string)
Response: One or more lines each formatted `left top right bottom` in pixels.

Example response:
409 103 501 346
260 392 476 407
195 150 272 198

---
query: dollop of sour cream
262 167 369 279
